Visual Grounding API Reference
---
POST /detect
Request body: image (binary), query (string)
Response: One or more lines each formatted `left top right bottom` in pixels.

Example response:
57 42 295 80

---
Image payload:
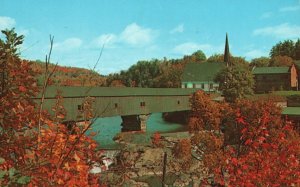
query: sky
1 0 300 75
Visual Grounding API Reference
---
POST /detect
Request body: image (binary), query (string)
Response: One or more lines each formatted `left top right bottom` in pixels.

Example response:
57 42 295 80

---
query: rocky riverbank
98 132 209 186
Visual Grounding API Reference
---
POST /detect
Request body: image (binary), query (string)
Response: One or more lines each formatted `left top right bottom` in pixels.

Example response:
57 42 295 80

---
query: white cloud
279 5 300 12
93 23 157 48
0 16 16 30
170 24 184 34
173 42 212 55
120 23 157 46
93 33 117 48
260 12 273 19
253 23 300 39
244 49 268 59
53 37 83 51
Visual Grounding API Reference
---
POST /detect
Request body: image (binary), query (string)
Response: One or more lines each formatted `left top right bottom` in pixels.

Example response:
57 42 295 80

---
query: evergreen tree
294 39 300 60
270 40 295 59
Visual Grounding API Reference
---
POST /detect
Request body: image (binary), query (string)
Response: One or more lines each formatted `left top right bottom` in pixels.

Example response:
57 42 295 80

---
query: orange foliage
189 91 300 186
173 139 191 161
269 55 293 67
31 61 106 87
188 90 222 131
109 79 126 87
0 56 100 185
151 131 162 147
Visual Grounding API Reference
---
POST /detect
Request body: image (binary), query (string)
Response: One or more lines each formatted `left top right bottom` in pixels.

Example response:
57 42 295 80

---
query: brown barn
252 64 298 93
295 61 300 86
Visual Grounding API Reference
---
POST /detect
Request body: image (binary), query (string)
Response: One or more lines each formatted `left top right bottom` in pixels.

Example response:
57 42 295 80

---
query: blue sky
1 0 300 75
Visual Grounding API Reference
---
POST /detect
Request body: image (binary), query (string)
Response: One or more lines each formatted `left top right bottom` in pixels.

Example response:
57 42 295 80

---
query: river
87 113 188 149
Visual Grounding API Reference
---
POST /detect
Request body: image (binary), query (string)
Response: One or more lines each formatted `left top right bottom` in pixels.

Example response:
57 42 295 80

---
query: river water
88 113 187 149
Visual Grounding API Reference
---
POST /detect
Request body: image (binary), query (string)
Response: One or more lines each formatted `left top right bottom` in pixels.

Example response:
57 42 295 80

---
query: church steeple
224 33 230 67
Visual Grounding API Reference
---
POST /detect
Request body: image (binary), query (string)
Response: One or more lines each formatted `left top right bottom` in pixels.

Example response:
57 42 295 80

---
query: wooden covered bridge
33 86 199 131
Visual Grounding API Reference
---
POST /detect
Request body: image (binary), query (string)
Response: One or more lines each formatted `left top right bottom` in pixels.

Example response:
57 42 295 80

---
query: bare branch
37 35 57 147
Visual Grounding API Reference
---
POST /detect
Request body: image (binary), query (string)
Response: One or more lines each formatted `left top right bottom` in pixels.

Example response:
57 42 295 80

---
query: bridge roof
35 86 199 98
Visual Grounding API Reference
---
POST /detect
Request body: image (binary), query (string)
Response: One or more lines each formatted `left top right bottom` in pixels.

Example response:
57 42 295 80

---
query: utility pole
162 152 167 187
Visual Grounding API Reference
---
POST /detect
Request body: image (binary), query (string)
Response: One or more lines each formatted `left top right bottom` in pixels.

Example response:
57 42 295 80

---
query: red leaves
191 99 300 186
18 85 27 92
257 136 266 143
151 131 162 147
1 57 99 186
245 139 252 145
261 143 270 149
231 157 238 166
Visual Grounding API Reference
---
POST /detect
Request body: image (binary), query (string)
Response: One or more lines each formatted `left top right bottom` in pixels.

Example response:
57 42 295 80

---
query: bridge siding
34 87 197 121
34 86 198 98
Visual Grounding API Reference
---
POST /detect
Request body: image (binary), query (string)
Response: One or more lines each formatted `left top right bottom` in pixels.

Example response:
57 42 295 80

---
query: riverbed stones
110 131 211 186
122 179 149 187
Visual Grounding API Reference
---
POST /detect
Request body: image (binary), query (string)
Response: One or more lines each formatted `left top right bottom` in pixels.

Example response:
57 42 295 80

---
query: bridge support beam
121 114 149 132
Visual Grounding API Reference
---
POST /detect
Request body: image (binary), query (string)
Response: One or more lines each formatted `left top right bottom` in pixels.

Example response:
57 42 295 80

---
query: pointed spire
224 33 230 67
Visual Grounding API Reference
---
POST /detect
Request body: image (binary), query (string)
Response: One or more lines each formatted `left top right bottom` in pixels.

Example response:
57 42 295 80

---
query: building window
193 83 196 88
184 83 187 88
140 102 146 107
201 83 204 89
114 103 118 108
177 100 180 105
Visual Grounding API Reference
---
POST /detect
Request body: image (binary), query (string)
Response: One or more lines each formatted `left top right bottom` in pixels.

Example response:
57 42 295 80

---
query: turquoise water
87 113 187 149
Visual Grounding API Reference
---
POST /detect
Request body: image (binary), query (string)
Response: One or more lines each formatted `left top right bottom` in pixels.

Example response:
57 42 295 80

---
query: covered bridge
33 86 199 131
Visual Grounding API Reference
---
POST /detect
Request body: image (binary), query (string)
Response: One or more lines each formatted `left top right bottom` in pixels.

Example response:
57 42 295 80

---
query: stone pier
121 114 150 132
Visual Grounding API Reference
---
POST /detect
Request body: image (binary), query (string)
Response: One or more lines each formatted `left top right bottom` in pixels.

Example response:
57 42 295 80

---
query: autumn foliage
189 90 300 186
151 131 162 147
0 29 100 186
173 139 192 161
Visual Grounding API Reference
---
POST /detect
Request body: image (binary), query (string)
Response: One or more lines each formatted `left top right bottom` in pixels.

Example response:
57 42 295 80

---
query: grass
248 90 300 101
273 90 300 96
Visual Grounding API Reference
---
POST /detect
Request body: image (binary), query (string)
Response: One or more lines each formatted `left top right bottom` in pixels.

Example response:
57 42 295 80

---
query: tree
207 54 224 63
250 57 270 68
269 55 293 67
294 39 300 60
191 50 206 62
188 90 222 131
106 59 161 87
270 40 295 59
0 29 99 186
188 92 300 186
0 28 25 96
215 64 254 102
207 54 249 68
153 61 183 88
0 28 24 57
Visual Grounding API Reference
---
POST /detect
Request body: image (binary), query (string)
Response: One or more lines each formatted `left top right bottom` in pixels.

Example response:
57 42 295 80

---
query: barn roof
252 67 290 75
